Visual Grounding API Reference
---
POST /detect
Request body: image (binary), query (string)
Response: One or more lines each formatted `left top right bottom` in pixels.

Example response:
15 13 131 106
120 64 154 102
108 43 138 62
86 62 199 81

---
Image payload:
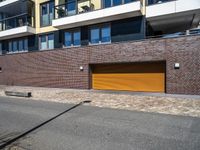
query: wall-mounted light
80 66 84 71
174 63 180 69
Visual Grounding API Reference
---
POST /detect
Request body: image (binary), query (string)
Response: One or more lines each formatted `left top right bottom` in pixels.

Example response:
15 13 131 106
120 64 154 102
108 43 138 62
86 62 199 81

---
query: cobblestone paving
0 85 200 117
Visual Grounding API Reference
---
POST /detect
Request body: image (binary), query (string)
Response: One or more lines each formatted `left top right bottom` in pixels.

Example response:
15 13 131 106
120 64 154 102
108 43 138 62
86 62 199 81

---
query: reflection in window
13 41 18 52
113 0 121 6
90 24 111 44
73 31 81 46
66 0 76 16
103 0 134 8
40 1 54 26
7 38 28 53
64 30 80 47
40 33 54 50
124 0 134 3
102 25 111 43
65 32 72 47
90 27 100 44
41 35 47 50
19 40 23 51
104 0 112 8
48 34 54 49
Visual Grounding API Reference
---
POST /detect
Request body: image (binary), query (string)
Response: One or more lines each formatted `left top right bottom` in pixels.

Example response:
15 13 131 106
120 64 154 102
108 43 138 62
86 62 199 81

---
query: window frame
89 23 111 45
7 38 28 54
39 33 55 50
40 1 55 27
63 28 81 48
103 0 134 8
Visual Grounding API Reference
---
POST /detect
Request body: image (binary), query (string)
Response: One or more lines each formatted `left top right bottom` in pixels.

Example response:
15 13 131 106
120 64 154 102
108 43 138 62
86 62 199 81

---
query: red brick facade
0 35 200 95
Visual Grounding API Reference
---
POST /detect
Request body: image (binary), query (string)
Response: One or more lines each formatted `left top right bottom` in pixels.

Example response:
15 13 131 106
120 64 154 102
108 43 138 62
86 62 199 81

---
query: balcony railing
0 13 34 31
147 0 175 5
54 0 138 19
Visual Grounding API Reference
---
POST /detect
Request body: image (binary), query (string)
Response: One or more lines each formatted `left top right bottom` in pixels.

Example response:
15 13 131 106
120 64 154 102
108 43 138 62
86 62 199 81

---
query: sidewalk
0 85 200 117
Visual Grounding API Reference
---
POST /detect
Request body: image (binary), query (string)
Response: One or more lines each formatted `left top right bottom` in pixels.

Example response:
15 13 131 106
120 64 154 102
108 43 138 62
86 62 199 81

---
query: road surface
0 96 199 150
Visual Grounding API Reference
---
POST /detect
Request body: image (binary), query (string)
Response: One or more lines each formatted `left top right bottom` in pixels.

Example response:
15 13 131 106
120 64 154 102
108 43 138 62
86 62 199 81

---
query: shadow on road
0 100 91 149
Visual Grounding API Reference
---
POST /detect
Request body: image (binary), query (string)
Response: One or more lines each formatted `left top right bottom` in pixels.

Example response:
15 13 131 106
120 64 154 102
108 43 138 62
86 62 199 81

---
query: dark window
7 38 28 53
64 29 81 47
111 17 142 36
111 17 145 42
90 24 111 44
113 0 121 6
103 0 112 8
103 0 135 8
148 0 170 5
39 33 54 50
124 0 134 3
40 1 54 26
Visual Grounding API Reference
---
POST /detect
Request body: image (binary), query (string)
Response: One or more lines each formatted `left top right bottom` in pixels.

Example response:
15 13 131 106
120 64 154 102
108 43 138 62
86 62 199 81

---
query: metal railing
0 13 34 31
54 0 139 19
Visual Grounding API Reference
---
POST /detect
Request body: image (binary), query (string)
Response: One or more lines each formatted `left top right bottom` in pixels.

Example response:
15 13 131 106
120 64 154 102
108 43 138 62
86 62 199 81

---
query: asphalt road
0 96 200 150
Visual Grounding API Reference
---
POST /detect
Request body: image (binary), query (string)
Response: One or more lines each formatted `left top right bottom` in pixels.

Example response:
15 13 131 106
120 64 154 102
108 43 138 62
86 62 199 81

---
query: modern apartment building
0 0 200 95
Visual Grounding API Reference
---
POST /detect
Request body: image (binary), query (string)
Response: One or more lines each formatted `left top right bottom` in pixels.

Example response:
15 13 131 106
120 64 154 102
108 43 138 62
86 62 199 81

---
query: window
41 35 47 50
113 0 121 6
7 38 28 53
90 27 100 44
101 25 111 43
40 1 54 26
124 0 134 3
104 0 112 8
103 0 134 8
64 30 81 47
48 34 54 49
13 41 18 52
66 0 76 16
90 24 111 44
39 33 54 50
103 0 122 8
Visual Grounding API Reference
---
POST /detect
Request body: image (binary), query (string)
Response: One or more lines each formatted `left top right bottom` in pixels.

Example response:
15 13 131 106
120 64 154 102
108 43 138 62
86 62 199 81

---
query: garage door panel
92 73 165 92
92 62 165 93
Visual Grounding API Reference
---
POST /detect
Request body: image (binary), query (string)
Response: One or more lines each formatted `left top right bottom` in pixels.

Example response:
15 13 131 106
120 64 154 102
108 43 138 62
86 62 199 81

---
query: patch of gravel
0 85 200 117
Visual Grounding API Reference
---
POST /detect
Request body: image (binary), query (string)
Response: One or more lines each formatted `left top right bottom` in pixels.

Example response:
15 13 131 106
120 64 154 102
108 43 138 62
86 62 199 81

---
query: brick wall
165 36 200 95
0 48 90 89
0 35 199 95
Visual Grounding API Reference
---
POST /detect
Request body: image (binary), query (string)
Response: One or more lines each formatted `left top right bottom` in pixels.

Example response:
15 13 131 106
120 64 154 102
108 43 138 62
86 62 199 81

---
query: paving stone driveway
0 85 200 117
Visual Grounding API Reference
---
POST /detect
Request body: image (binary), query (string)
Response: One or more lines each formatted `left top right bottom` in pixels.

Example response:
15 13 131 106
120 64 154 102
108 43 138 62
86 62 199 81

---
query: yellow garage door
92 62 165 92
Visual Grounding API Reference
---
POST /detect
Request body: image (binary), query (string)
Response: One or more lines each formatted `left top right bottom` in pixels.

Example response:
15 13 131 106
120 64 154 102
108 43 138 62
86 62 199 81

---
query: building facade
0 0 200 95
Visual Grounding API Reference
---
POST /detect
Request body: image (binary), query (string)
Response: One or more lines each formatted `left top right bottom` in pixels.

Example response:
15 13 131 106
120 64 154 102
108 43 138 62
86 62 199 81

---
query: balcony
52 0 142 29
0 13 35 40
0 0 20 7
146 0 200 34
